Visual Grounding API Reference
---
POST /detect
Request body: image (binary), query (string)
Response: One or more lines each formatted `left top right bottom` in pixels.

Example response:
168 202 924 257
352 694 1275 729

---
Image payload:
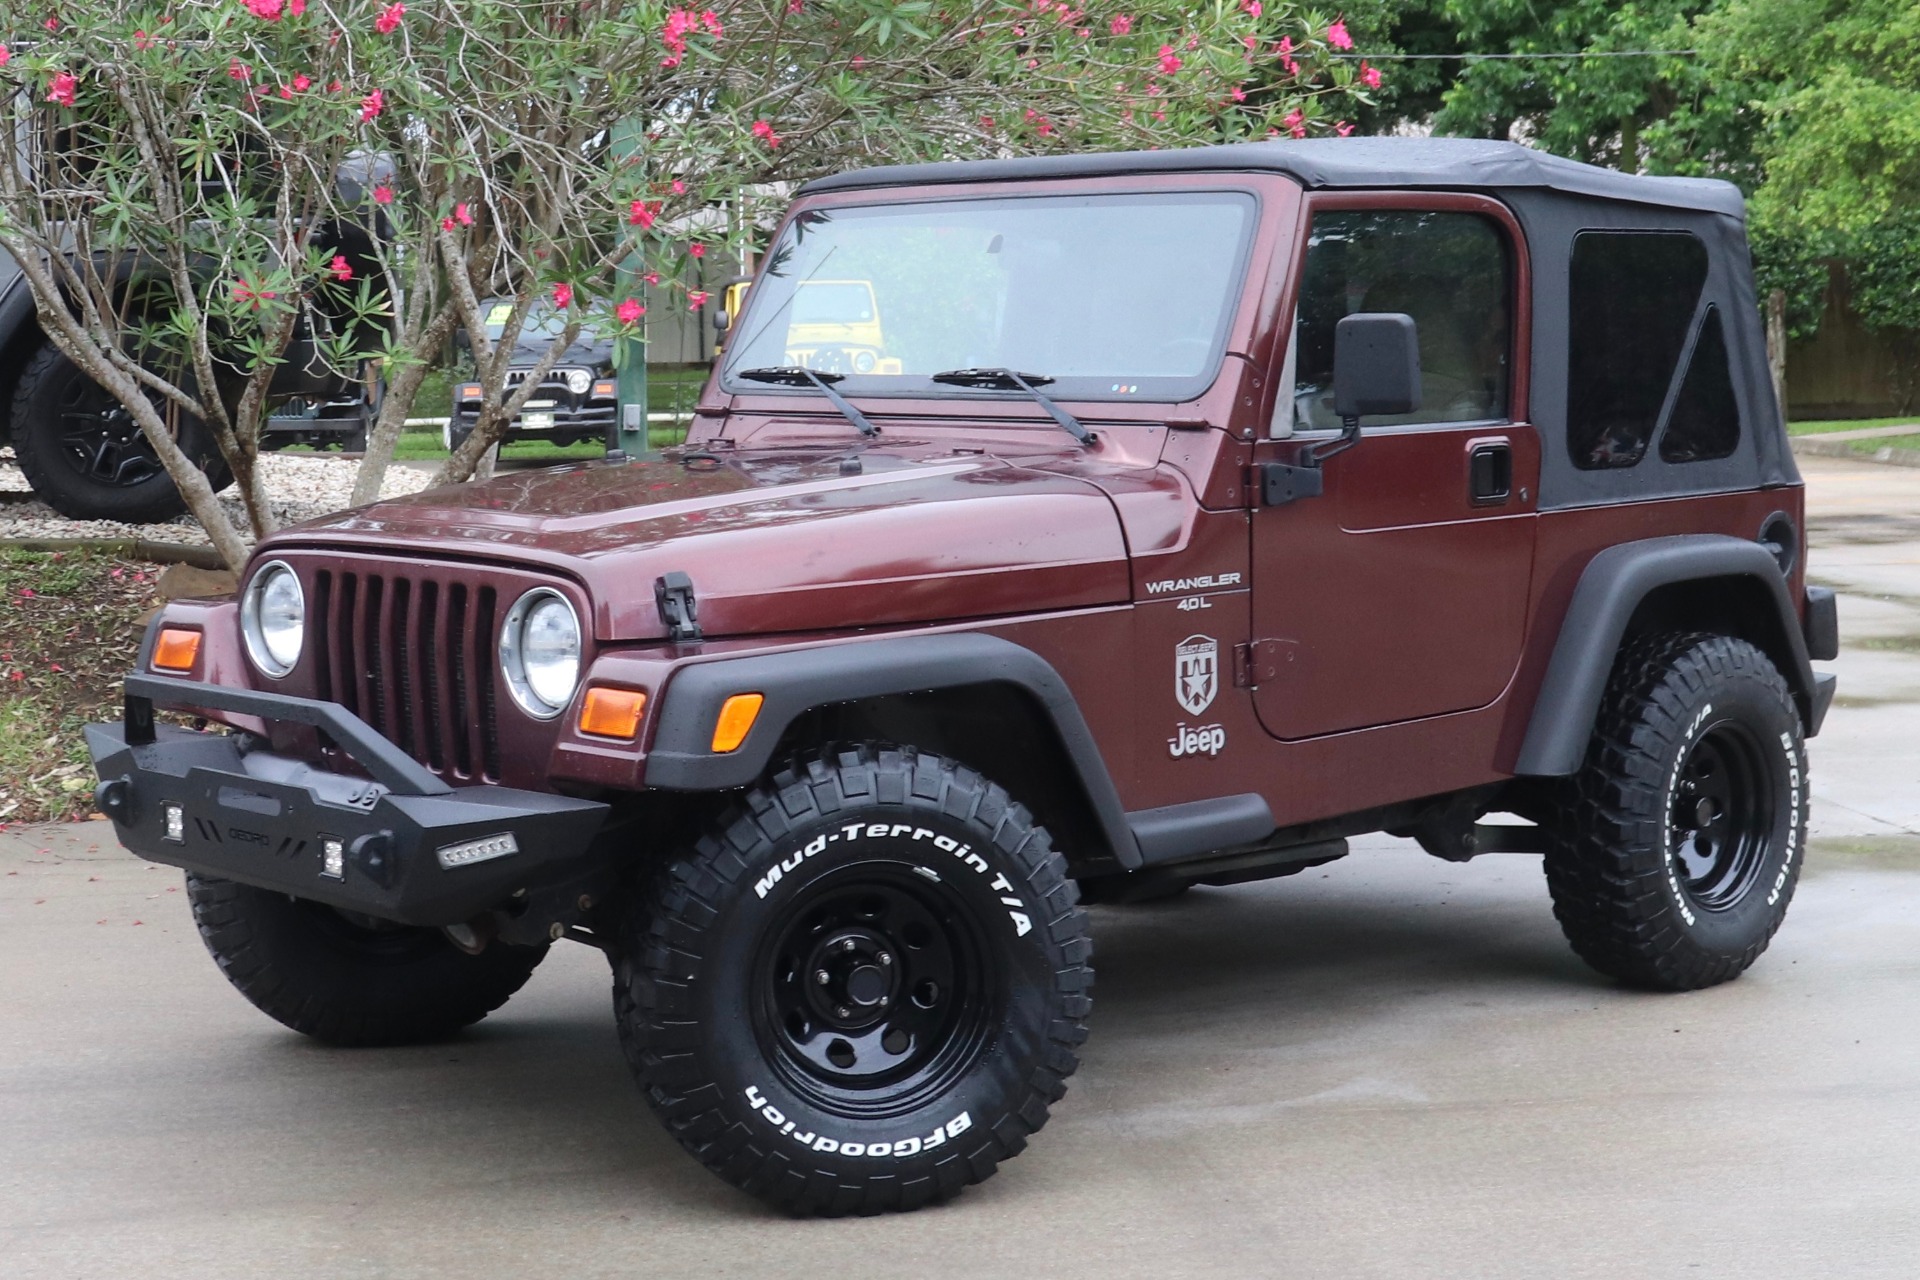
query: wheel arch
644 633 1142 873
0 277 45 443
1514 534 1823 777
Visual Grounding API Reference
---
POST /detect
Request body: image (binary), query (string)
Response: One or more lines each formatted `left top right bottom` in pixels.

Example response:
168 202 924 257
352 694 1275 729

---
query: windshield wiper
736 366 878 438
929 368 1097 446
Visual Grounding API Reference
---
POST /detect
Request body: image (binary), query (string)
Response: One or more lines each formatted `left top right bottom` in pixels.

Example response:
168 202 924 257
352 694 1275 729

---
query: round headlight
565 368 592 396
240 560 305 678
501 588 581 719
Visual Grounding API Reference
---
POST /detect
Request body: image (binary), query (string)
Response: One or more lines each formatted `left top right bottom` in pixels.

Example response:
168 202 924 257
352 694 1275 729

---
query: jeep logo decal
1175 635 1218 716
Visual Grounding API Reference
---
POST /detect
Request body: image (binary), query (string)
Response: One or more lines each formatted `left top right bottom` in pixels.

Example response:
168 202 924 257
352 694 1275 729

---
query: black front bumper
86 676 608 927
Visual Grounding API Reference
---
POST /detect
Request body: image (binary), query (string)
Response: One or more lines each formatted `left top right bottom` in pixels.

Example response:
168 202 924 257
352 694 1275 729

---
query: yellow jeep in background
716 277 902 375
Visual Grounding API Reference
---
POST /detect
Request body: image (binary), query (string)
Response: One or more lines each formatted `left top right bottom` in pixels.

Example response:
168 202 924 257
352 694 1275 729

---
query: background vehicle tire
185 874 549 1046
611 744 1093 1216
10 340 232 523
1543 633 1807 991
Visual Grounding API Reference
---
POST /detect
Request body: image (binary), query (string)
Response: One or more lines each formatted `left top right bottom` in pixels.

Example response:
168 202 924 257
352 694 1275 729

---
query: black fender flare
1514 534 1826 777
644 632 1147 868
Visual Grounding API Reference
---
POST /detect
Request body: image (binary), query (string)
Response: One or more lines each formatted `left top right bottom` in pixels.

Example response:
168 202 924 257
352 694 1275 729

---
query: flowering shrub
0 0 1374 557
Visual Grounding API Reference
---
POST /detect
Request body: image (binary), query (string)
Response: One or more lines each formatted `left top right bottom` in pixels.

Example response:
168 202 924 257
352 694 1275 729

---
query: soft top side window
1566 230 1709 469
1284 209 1511 434
1658 305 1742 464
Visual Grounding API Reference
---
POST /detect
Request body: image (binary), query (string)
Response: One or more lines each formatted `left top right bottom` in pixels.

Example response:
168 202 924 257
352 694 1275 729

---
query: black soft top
801 137 1745 219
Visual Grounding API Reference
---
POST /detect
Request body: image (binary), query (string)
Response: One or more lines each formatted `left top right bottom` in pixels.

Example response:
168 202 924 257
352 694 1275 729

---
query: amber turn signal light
151 628 202 673
577 686 647 740
711 693 764 753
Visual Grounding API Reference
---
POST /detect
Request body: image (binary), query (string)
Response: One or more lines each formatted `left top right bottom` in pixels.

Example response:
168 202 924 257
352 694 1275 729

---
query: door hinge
654 571 702 642
1232 642 1253 688
1259 461 1324 507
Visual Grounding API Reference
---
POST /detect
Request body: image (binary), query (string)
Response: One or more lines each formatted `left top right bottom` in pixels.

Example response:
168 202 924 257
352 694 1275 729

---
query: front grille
311 568 501 782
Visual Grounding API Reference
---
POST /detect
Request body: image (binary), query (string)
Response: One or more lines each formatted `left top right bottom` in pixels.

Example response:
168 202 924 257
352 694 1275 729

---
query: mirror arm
1306 414 1362 466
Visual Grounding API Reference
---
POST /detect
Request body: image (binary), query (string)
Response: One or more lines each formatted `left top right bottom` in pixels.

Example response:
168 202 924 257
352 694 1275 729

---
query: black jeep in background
444 299 617 454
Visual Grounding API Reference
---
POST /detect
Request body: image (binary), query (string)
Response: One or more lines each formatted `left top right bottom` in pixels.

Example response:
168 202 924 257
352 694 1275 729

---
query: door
1250 198 1539 741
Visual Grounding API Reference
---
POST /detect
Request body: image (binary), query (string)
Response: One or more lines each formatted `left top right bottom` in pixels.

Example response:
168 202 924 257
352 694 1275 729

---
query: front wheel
612 745 1093 1215
186 874 549 1045
1543 633 1807 991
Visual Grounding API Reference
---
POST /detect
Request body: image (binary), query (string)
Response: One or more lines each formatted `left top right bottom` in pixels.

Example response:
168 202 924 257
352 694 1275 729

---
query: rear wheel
186 874 549 1045
10 340 231 523
612 745 1092 1215
1543 633 1807 991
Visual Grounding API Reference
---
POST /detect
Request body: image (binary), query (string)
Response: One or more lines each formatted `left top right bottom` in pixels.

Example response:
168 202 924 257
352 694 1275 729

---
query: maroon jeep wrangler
88 138 1838 1216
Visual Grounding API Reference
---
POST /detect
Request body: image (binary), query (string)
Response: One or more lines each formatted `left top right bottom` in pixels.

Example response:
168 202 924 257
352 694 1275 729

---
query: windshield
482 300 586 342
723 191 1256 401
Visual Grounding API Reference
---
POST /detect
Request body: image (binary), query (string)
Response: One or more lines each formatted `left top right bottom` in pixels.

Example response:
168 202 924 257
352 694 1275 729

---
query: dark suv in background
445 299 617 453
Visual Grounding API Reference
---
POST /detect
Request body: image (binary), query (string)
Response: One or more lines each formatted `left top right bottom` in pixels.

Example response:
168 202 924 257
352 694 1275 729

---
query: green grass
1788 416 1920 436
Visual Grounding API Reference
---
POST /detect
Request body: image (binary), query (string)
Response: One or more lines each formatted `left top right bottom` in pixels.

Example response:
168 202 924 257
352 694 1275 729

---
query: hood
275 448 1132 640
512 333 614 370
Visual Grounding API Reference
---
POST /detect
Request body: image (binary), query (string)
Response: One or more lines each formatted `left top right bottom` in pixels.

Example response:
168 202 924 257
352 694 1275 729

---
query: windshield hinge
654 572 702 642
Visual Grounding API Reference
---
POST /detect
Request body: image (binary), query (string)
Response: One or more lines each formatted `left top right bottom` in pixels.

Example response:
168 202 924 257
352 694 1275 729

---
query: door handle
1469 441 1512 505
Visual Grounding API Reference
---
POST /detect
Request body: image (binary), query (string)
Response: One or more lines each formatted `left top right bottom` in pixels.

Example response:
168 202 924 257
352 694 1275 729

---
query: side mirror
712 308 731 334
1332 312 1421 421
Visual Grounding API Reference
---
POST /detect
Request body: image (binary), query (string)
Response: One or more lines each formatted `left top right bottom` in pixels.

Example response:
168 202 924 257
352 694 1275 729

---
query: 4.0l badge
1175 635 1219 716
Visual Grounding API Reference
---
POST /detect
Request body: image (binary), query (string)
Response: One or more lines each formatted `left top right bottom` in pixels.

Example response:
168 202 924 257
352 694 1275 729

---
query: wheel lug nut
841 939 857 953
877 951 892 966
877 996 888 1007
814 969 831 986
835 1005 852 1019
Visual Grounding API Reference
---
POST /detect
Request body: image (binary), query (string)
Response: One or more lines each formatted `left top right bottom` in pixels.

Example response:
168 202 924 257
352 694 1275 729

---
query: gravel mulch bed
0 448 439 548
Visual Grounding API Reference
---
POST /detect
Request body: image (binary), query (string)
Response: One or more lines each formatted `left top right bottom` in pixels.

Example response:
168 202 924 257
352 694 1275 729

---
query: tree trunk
1766 288 1788 423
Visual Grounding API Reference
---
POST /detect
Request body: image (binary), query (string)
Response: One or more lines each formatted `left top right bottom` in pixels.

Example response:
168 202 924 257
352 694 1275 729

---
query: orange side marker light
711 693 765 753
151 628 202 673
578 687 647 740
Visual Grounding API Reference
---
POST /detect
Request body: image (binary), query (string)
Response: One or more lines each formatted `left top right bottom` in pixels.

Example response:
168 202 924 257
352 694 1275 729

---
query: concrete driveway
3 455 1917 1279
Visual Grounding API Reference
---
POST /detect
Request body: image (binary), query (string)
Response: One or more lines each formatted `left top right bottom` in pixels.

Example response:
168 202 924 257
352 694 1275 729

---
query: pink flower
328 78 343 92
980 114 995 131
455 202 474 226
1326 19 1352 50
1242 0 1260 14
689 242 706 259
0 44 10 65
373 2 405 34
1335 120 1354 137
243 0 284 21
787 0 802 11
1359 59 1381 89
372 184 393 205
1230 84 1246 102
1157 45 1182 74
751 119 780 148
290 0 306 14
643 271 661 286
42 16 58 31
671 179 687 196
1277 34 1297 74
440 216 456 231
687 290 709 310
46 71 76 108
629 200 660 228
359 88 384 122
616 297 645 325
279 84 295 100
1284 106 1306 137
233 279 278 308
330 255 353 282
133 31 153 49
229 59 252 82
553 282 573 309
1109 13 1131 34
292 73 311 92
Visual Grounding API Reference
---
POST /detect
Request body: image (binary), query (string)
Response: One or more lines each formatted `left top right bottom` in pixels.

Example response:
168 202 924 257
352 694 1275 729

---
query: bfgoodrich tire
612 745 1093 1215
186 874 549 1046
10 340 231 523
1544 633 1808 991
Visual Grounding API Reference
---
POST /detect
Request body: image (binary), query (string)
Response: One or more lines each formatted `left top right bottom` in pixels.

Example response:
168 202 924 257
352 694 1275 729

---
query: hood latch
654 572 702 643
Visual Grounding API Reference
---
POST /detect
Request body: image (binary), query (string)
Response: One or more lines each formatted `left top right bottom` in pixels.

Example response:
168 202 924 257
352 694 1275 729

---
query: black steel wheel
9 339 231 523
612 745 1092 1216
1545 632 1807 990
